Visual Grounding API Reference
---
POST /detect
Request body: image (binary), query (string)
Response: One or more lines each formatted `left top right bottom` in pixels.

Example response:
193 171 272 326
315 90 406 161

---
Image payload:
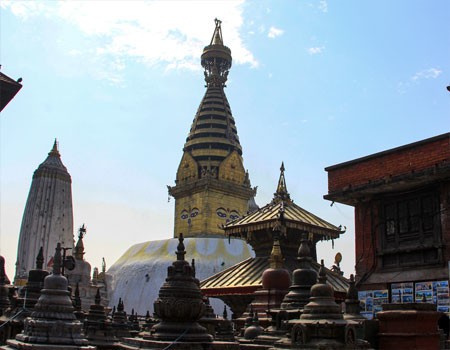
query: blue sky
1 0 449 279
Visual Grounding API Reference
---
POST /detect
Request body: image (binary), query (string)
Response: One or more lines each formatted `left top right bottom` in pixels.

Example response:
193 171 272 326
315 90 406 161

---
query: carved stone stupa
151 234 212 342
3 243 95 350
274 261 371 349
17 247 49 315
119 234 240 350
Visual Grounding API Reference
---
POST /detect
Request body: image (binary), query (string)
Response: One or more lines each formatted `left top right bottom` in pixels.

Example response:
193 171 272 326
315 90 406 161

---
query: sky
0 0 449 281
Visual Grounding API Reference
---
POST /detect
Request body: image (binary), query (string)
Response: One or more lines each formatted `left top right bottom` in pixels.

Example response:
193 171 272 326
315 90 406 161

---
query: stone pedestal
377 303 441 350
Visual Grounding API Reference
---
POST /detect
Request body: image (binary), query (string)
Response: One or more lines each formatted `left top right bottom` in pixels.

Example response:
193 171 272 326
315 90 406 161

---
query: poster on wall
415 280 450 313
359 289 389 319
391 282 414 303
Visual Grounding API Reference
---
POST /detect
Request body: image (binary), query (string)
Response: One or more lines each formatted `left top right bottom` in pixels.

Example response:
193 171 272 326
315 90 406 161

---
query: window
380 189 441 268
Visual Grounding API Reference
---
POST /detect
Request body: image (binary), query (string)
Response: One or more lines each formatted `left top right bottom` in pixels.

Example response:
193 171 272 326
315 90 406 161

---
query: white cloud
318 0 328 13
1 0 258 79
268 26 284 39
307 46 325 55
397 67 443 93
411 68 442 81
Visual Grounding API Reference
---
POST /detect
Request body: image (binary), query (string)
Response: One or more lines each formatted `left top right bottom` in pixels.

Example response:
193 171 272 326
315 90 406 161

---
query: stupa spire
74 224 87 260
49 138 60 157
168 19 256 238
202 18 232 87
210 18 224 45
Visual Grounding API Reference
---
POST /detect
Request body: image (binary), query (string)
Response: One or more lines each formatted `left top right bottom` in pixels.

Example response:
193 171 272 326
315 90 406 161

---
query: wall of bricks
327 134 450 194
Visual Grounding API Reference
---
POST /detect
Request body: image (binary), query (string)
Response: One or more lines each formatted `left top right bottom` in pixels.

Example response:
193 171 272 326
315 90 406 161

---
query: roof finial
48 138 60 157
211 18 224 45
74 224 86 260
53 242 62 275
202 19 232 87
176 233 186 261
36 246 44 269
272 162 292 204
269 238 284 269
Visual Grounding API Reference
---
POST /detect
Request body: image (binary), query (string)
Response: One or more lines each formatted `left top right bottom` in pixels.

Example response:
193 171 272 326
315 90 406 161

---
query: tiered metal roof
225 163 342 240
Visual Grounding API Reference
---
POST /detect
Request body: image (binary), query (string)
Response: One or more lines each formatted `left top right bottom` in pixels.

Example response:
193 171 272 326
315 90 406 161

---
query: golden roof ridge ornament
201 18 232 88
272 162 292 204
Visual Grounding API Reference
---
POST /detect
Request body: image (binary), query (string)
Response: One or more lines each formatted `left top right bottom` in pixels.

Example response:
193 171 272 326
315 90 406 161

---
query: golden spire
210 18 224 45
201 18 232 87
272 162 292 204
268 238 284 269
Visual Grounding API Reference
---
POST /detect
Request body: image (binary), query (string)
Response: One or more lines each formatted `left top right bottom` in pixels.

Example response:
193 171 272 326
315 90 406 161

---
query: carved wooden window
380 189 441 268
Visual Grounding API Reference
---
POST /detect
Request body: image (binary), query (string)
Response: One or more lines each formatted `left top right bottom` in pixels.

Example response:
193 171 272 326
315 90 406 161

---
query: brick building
324 133 450 315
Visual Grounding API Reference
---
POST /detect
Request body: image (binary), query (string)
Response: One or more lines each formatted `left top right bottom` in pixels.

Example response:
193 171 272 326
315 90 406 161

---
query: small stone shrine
273 261 371 349
111 298 131 339
16 247 49 317
151 233 213 342
84 288 118 349
279 234 318 316
119 234 240 350
2 243 95 350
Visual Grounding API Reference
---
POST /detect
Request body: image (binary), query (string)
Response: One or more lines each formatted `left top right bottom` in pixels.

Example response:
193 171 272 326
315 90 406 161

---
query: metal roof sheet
224 201 342 238
200 257 349 295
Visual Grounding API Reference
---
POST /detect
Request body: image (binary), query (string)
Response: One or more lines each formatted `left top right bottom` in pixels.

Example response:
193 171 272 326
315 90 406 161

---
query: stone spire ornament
111 297 131 339
277 261 371 349
280 233 317 310
84 288 117 348
16 247 49 314
301 259 342 320
5 243 94 349
344 274 365 321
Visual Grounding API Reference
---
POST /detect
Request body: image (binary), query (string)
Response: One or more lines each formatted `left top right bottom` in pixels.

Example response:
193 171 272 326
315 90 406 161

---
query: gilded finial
273 162 292 204
202 18 232 87
211 18 224 45
269 238 284 269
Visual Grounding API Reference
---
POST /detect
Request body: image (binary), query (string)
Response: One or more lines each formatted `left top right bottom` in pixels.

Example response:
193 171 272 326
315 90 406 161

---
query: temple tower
14 140 74 284
168 19 256 238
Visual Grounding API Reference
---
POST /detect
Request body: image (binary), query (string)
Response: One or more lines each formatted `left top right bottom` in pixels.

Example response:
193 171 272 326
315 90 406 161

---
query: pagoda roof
224 163 343 240
200 256 349 296
224 200 342 239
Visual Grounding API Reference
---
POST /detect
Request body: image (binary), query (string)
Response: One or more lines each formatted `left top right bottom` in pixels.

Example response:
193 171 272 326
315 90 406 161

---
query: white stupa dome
107 237 254 315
